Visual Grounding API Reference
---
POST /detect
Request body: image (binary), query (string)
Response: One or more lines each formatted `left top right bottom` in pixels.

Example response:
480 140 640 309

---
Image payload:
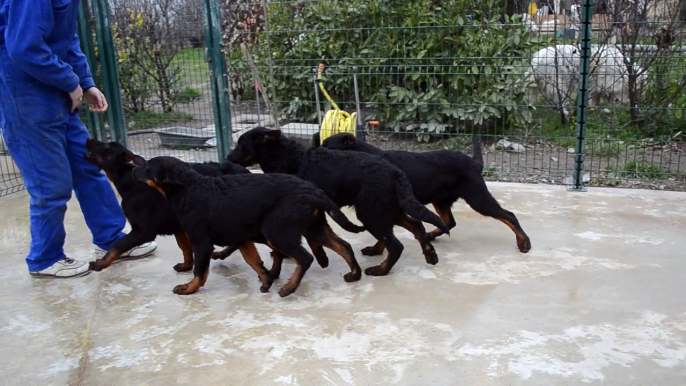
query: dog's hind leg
462 182 531 253
173 241 213 295
211 245 238 261
363 231 404 276
268 250 286 281
262 216 314 297
237 241 273 293
270 242 314 297
307 223 362 283
356 210 387 257
89 229 154 272
306 239 330 268
358 216 404 276
426 203 456 241
361 240 386 257
396 214 439 265
173 233 194 272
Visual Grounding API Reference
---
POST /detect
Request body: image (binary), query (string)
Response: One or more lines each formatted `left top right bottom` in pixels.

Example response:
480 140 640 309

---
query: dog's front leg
90 229 154 272
173 242 213 295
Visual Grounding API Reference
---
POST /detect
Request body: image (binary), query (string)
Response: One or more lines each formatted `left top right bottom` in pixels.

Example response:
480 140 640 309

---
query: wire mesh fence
104 0 219 163
0 132 24 198
1 0 685 197
218 0 686 190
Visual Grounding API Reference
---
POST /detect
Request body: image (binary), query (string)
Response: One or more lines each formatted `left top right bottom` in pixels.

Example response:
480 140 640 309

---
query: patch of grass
482 165 499 178
531 107 577 147
177 87 201 103
385 134 474 152
173 48 207 88
617 160 665 180
127 111 194 131
423 135 473 151
586 140 627 158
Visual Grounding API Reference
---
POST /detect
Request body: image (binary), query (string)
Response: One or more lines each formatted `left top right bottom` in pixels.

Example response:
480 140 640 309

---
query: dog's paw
315 255 329 268
278 283 298 297
424 251 439 265
172 282 199 295
361 246 382 256
173 262 193 272
259 272 274 293
172 284 189 295
344 270 362 282
426 232 438 242
364 265 389 276
211 251 227 260
89 260 106 272
518 237 532 253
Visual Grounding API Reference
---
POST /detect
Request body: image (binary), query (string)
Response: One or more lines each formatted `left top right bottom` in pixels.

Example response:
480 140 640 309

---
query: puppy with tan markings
227 127 451 278
322 133 531 253
84 139 250 272
132 156 365 297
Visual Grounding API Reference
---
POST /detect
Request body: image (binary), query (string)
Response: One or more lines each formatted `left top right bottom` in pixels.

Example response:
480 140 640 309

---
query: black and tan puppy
132 156 365 297
83 139 253 272
227 127 451 277
322 133 531 252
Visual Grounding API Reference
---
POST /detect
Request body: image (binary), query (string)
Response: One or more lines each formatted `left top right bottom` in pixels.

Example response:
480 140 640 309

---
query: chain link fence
0 132 24 198
1 0 685 197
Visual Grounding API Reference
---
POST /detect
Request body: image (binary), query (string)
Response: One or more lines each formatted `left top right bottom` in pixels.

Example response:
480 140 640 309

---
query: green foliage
586 140 627 158
112 10 154 113
127 111 194 131
249 0 542 139
621 160 665 180
112 8 183 115
482 165 499 178
177 87 201 103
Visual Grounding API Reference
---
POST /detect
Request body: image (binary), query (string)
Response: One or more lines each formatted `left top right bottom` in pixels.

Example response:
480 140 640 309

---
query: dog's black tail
392 169 450 235
314 191 365 233
472 132 484 173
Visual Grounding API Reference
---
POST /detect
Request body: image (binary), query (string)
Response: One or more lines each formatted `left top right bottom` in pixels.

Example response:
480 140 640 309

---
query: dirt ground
364 134 686 191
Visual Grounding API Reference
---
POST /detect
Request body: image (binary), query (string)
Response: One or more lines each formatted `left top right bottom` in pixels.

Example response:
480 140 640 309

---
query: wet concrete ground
1 182 685 385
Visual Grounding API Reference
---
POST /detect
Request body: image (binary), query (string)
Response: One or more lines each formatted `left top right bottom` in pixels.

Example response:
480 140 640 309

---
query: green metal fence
1 0 685 197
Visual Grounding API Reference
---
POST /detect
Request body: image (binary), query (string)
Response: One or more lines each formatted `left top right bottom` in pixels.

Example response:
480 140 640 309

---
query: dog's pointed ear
261 130 282 143
124 153 147 167
156 167 182 185
345 135 356 147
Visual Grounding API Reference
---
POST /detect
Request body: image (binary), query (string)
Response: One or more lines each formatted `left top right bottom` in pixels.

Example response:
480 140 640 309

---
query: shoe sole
30 270 92 279
94 248 157 264
116 250 156 263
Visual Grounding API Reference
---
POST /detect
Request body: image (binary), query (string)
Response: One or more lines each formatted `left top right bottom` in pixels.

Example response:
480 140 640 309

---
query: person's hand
69 85 83 113
84 87 108 113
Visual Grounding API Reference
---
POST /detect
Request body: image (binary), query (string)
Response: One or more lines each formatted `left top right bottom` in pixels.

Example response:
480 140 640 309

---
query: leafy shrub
177 87 202 103
249 0 541 139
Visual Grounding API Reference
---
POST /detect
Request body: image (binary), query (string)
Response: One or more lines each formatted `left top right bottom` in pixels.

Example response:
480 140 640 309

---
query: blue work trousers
0 49 125 272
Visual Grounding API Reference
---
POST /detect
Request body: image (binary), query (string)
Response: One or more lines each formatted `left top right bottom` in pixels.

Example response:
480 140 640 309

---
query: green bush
249 0 541 139
177 87 202 103
622 160 665 180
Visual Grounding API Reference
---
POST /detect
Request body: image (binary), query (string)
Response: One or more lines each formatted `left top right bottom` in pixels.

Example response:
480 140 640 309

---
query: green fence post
78 0 105 141
91 0 127 146
203 0 233 160
570 0 593 192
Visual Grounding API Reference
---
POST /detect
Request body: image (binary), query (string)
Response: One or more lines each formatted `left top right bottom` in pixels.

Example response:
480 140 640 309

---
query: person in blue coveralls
0 0 156 277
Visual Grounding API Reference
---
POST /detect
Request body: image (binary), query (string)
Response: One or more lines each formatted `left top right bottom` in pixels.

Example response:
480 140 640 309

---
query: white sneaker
94 241 158 262
30 257 90 278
